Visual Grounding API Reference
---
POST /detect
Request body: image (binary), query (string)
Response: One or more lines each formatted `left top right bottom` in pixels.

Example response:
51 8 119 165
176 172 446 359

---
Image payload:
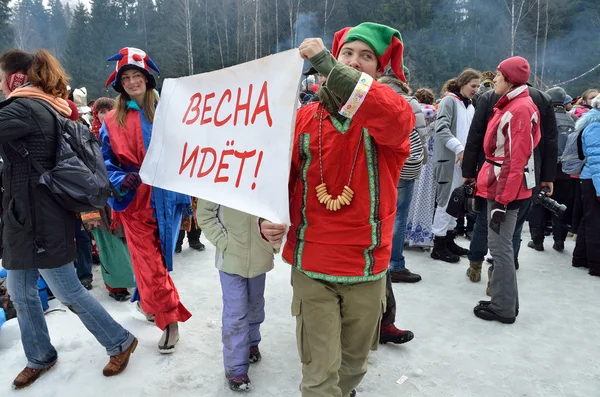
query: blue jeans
468 199 533 262
389 179 416 271
75 219 93 282
7 262 134 370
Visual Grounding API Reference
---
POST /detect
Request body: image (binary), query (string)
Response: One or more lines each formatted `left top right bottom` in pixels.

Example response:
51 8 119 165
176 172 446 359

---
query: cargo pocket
370 298 386 351
291 295 312 364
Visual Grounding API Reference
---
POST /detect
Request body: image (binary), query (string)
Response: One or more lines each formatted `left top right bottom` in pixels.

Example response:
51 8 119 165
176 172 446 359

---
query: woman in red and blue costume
100 47 192 354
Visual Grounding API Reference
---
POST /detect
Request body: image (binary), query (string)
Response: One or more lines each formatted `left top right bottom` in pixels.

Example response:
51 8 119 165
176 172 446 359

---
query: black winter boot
431 236 460 263
445 231 469 256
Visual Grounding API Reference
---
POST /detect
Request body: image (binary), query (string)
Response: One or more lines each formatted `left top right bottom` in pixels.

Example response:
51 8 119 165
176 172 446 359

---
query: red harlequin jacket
283 68 415 283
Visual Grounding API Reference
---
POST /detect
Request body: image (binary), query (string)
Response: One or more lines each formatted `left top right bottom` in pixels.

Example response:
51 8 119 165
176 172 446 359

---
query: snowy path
1 234 599 397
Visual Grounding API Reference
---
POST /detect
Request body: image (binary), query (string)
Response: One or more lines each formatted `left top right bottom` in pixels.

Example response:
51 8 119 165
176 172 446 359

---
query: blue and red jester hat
105 47 161 93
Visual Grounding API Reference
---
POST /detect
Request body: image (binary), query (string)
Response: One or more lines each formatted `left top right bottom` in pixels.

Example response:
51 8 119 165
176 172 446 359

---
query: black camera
446 183 477 218
536 187 567 218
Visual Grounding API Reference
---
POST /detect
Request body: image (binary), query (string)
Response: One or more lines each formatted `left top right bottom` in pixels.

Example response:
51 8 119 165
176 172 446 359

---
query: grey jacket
433 94 472 206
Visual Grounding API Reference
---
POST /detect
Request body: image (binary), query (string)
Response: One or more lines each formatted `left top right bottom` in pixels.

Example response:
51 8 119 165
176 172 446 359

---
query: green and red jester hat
332 22 406 82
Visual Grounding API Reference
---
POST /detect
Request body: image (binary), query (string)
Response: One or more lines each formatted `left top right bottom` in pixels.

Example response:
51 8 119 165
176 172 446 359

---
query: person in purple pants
196 200 280 392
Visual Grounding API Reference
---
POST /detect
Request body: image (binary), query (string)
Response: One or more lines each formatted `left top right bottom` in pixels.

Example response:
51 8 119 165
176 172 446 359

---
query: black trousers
382 271 396 325
573 179 600 273
177 218 201 246
568 178 584 234
528 178 570 243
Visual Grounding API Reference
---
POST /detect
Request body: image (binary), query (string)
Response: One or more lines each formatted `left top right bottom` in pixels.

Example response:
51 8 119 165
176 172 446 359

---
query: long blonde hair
115 89 159 126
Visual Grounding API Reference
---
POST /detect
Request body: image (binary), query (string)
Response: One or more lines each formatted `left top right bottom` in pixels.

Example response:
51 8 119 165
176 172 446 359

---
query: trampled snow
1 234 599 397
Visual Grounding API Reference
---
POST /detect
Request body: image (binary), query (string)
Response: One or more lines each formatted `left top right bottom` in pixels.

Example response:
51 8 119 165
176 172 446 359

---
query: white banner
140 49 304 224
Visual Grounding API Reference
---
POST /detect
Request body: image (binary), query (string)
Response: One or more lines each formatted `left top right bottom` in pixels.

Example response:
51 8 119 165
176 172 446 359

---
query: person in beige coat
196 201 279 392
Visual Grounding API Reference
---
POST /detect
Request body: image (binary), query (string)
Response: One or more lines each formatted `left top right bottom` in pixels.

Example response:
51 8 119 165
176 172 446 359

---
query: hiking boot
445 231 469 256
158 322 179 354
431 236 460 263
189 241 206 251
81 279 93 290
379 324 414 344
249 345 261 364
109 291 131 302
553 241 565 252
486 266 492 296
390 269 422 283
226 373 251 391
175 245 182 254
12 361 57 390
527 241 544 251
103 337 138 377
136 301 155 323
466 261 482 282
477 300 519 317
474 303 516 324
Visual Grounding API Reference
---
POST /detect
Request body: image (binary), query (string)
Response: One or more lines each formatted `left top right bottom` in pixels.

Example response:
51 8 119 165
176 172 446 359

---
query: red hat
331 22 406 82
497 56 530 86
105 47 160 93
66 100 79 121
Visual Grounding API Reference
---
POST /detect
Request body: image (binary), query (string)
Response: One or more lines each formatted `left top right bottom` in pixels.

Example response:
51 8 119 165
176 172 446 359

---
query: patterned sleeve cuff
339 73 373 119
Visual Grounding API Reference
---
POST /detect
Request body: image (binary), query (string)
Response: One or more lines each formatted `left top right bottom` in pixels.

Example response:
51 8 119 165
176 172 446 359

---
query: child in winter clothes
196 201 279 392
84 98 136 301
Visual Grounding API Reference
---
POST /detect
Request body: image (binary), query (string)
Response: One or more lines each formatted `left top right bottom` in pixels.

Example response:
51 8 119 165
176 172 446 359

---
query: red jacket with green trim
282 72 415 283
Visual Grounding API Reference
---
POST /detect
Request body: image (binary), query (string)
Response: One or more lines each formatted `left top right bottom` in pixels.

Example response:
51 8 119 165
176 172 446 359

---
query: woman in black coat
0 49 137 389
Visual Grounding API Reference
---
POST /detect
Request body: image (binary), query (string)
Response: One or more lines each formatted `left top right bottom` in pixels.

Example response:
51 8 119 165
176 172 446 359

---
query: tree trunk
275 0 279 52
534 0 540 87
540 0 549 85
214 14 225 68
511 0 515 56
254 0 258 59
184 0 193 75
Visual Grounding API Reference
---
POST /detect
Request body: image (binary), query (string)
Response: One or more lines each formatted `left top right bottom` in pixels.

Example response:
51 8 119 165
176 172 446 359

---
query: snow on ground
1 234 600 397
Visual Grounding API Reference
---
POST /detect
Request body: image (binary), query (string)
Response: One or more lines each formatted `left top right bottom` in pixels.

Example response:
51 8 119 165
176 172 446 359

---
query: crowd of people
0 18 599 397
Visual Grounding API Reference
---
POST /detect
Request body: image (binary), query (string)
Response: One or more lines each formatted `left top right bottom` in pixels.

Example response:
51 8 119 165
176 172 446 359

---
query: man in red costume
262 23 415 397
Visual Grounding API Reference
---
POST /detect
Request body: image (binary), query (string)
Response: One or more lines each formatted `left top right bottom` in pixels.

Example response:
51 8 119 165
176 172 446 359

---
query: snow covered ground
1 234 599 397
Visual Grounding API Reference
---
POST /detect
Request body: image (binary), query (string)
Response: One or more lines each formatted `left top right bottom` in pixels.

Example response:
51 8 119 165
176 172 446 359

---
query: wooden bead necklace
316 105 362 211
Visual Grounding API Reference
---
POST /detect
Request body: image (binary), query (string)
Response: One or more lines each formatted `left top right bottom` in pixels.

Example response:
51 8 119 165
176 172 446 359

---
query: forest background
1 0 599 100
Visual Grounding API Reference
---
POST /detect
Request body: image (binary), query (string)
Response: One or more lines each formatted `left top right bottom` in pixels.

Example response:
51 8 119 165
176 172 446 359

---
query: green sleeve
310 50 362 103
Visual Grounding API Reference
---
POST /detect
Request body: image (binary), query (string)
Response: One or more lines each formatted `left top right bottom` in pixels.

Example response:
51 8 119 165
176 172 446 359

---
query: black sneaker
109 291 131 302
527 241 544 251
189 241 206 251
474 303 516 323
552 241 564 252
81 279 93 290
226 373 251 392
390 269 422 283
249 346 261 364
445 231 469 256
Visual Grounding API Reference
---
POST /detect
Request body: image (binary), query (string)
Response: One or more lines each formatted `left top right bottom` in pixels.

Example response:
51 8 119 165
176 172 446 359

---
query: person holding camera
471 57 541 324
526 87 573 252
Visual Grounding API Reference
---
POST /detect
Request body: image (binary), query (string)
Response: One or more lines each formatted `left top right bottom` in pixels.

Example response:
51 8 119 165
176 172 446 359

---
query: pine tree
64 3 96 97
0 0 14 53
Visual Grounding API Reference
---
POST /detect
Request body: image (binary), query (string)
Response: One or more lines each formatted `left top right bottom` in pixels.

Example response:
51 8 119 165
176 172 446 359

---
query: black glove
120 172 142 192
489 201 507 235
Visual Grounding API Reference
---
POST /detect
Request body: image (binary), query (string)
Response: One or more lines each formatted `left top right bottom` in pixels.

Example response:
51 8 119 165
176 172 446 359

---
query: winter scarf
8 85 72 117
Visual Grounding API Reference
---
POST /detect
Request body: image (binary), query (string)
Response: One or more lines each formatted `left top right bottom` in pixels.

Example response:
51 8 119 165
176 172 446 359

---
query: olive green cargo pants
291 268 386 397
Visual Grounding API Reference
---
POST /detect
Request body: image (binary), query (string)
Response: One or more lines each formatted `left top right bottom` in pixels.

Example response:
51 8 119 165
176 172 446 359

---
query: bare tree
275 0 279 52
540 0 549 85
503 0 534 56
323 0 337 37
168 0 194 75
12 1 36 51
533 0 540 86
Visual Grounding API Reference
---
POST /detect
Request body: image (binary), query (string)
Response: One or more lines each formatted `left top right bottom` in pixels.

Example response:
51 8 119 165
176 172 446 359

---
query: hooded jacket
577 108 600 195
0 87 77 270
476 85 541 205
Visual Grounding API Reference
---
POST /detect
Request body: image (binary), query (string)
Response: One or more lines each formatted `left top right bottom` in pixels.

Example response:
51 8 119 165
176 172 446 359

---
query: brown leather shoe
13 361 57 390
103 337 138 377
